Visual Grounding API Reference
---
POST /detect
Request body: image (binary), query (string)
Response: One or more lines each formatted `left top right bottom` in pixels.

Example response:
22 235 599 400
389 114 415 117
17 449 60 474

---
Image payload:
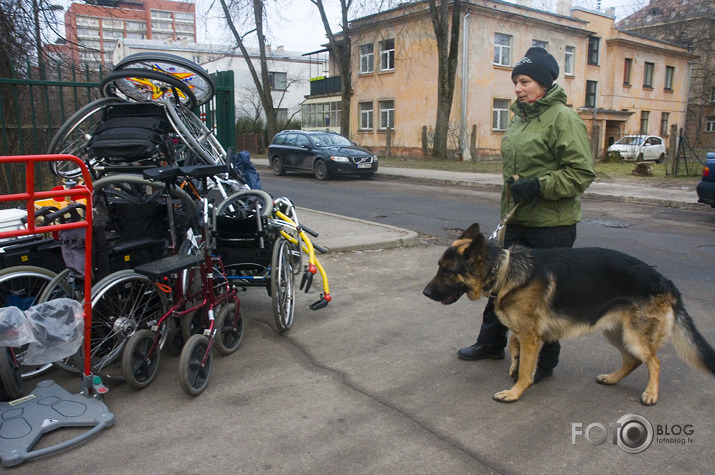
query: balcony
309 76 342 96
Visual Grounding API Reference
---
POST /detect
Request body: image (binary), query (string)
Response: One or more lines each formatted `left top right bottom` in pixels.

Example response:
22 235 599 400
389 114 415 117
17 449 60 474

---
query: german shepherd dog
423 223 715 405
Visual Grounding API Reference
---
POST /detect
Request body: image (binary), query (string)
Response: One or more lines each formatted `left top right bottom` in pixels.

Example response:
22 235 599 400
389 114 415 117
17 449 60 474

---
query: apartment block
304 0 695 160
64 0 196 68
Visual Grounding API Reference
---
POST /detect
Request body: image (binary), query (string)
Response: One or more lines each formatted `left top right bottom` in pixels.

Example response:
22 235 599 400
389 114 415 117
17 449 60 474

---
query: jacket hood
511 84 567 121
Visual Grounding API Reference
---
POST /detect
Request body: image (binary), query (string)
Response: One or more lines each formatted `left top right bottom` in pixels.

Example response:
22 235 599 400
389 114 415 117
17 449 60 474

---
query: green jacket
500 84 595 227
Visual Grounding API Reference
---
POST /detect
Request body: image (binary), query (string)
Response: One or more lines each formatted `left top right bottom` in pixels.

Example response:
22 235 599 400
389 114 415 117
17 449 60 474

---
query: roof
115 38 313 60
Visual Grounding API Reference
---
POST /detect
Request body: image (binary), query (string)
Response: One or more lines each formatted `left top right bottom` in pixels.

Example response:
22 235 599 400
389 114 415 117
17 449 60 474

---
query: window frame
494 33 512 67
378 99 395 130
664 66 675 91
644 62 655 88
640 110 650 135
268 71 288 91
705 116 715 133
587 37 600 65
359 101 374 130
359 43 374 74
492 98 510 132
564 46 575 76
660 112 670 137
623 58 632 86
379 39 395 72
585 80 598 108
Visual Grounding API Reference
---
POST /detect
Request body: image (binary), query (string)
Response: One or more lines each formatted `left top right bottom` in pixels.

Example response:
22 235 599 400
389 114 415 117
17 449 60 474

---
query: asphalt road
5 172 714 473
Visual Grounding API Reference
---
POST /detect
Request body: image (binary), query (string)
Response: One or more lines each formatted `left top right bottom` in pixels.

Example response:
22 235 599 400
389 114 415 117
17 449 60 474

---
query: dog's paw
493 390 520 403
640 391 658 406
596 373 618 385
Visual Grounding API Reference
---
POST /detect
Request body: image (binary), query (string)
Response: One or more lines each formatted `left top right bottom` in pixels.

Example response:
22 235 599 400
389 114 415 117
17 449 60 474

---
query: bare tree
218 0 279 144
309 0 353 137
429 0 461 159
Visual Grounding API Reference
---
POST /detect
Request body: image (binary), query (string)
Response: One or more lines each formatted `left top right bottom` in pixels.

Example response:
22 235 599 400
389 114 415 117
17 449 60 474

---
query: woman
457 47 596 382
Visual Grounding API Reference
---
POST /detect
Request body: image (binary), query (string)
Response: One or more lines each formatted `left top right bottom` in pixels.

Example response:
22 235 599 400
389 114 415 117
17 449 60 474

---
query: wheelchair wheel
215 190 273 219
89 270 168 372
271 237 296 334
48 96 126 179
0 347 23 401
164 100 225 165
121 329 160 389
178 334 212 396
215 302 243 356
100 68 197 110
112 52 215 107
0 266 59 379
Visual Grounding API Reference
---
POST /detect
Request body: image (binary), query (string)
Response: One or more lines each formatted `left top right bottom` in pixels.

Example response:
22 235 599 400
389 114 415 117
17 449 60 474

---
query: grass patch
378 157 701 185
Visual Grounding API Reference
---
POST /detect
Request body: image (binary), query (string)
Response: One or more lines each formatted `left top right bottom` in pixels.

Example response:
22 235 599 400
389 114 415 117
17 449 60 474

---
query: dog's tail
671 296 715 376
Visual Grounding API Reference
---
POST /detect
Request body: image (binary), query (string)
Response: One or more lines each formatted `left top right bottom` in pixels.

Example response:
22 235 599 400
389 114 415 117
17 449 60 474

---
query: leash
488 203 520 243
488 174 521 243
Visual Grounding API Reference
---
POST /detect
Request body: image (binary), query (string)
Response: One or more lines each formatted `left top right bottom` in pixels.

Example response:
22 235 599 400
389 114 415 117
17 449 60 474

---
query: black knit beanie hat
511 47 559 90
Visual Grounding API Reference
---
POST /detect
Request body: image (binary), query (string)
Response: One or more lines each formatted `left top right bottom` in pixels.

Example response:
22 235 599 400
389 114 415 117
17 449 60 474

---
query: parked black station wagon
268 130 378 180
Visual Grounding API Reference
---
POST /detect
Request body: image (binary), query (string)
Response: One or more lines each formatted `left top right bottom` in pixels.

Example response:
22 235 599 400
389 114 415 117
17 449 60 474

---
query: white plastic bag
22 298 84 365
0 306 36 347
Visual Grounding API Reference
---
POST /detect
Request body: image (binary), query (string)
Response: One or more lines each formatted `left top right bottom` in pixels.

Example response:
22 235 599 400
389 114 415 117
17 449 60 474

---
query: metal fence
0 62 235 195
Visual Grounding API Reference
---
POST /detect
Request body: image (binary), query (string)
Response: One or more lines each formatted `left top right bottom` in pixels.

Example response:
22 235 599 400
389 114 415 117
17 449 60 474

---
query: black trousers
476 223 577 370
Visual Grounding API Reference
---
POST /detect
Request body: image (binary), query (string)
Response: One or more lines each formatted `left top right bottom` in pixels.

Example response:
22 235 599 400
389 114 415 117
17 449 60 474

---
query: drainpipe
460 12 470 159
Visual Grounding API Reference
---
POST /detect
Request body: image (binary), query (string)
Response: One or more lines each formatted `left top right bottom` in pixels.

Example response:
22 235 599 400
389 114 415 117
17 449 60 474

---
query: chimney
557 0 572 16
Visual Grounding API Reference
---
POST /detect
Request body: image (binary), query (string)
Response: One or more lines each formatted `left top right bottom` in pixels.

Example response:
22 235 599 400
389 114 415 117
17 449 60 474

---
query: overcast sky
195 0 643 53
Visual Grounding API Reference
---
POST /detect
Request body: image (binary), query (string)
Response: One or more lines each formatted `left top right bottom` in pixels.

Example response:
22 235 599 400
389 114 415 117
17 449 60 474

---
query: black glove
509 177 541 203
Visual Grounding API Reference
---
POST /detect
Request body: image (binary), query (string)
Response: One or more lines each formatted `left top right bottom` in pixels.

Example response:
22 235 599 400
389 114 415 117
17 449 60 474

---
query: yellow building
305 1 695 160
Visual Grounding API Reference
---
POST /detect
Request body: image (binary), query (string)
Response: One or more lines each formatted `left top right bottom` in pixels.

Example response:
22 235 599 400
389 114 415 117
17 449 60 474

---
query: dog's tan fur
423 223 715 404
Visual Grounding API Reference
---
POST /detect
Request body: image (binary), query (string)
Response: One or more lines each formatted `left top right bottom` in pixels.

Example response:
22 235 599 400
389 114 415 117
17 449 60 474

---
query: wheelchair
213 190 330 333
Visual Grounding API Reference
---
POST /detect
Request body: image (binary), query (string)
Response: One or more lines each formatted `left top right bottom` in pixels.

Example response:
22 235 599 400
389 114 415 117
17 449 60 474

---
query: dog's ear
460 223 482 240
463 231 486 262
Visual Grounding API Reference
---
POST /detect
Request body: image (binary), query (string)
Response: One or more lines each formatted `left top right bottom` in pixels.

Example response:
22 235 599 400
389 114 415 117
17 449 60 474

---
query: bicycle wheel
89 270 168 372
48 96 126 179
100 68 197 110
0 347 23 401
93 173 198 229
121 329 160 389
178 334 212 396
214 302 243 356
271 237 296 333
0 265 58 379
164 99 225 165
113 52 215 107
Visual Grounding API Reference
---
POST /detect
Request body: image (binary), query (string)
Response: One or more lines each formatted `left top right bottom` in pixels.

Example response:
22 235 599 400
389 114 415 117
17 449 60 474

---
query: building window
585 81 597 108
379 39 395 71
660 112 670 137
564 46 575 76
705 116 715 133
664 66 675 91
492 99 510 131
268 71 287 90
587 37 600 65
360 44 374 74
359 102 373 130
623 58 632 85
644 62 654 88
379 100 395 130
711 87 715 102
494 33 511 66
532 40 548 50
640 111 650 134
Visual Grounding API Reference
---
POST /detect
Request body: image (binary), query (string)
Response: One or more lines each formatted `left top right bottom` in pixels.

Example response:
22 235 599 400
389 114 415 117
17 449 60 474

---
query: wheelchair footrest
134 253 203 279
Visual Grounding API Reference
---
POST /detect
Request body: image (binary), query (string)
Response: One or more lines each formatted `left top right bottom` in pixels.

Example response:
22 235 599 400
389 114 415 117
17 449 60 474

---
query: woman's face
513 74 547 103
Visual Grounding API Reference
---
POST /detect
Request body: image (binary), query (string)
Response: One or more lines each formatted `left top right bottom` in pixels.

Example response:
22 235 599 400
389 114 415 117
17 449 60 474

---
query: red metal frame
0 155 95 381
